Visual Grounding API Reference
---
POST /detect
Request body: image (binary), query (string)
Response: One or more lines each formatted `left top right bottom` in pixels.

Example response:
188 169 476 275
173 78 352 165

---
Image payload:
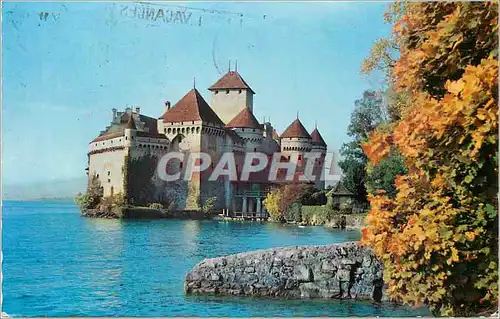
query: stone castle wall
88 147 126 197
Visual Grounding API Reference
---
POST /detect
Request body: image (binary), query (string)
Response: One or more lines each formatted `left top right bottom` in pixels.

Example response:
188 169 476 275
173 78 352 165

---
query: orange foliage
361 2 498 316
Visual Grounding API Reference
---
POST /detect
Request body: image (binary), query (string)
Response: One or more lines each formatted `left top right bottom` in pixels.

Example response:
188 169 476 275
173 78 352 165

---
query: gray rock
184 241 385 301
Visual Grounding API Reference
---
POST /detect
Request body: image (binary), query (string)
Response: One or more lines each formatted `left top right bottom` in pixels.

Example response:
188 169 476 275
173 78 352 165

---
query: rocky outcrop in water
184 242 386 301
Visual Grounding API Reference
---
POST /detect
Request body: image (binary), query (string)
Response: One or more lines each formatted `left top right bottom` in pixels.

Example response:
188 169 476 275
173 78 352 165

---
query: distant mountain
3 177 87 201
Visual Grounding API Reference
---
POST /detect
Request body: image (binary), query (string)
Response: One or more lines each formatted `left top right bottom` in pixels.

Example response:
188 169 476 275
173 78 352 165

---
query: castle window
192 121 194 124
298 155 302 161
164 128 167 133
254 148 257 152
226 90 229 94
215 90 219 94
239 89 242 94
180 162 183 169
97 174 100 178
125 136 128 140
108 171 110 176
242 128 245 132
108 179 111 183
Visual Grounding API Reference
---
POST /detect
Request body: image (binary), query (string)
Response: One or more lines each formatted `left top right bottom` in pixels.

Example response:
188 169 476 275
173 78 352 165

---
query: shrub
74 174 102 211
264 183 312 223
201 196 217 214
263 187 283 222
284 202 302 223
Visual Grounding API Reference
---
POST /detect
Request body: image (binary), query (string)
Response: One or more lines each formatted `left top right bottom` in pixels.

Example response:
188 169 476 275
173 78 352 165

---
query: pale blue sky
3 1 390 185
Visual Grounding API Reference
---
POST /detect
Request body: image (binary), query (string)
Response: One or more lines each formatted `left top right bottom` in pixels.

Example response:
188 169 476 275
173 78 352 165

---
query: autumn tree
263 183 312 223
361 2 498 316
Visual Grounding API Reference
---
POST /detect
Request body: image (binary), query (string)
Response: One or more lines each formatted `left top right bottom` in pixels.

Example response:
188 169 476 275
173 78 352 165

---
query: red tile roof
91 111 163 143
161 89 224 125
280 118 311 139
208 71 255 94
226 108 261 129
311 128 327 147
91 131 124 143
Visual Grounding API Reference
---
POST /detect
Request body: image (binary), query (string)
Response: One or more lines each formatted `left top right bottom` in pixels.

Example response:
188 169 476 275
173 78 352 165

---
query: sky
2 1 391 186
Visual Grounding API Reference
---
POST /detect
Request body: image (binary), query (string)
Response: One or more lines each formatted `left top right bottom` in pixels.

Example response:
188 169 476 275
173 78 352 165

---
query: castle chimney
135 107 140 114
112 108 117 120
165 100 171 111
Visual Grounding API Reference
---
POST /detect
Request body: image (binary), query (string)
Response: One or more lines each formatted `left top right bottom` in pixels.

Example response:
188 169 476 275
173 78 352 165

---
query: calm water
2 201 430 317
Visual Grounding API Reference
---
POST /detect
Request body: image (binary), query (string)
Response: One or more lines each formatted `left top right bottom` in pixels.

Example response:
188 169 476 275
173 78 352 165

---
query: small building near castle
86 70 328 217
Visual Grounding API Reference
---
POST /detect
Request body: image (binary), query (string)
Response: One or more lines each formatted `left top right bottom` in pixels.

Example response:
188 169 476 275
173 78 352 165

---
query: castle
87 70 328 217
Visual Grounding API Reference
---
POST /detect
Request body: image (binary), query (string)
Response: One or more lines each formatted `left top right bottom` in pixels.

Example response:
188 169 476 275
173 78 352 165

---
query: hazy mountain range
3 177 87 201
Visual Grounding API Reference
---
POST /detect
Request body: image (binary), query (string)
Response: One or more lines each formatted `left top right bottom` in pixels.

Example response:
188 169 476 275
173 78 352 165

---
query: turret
124 113 137 147
280 117 312 152
226 107 263 152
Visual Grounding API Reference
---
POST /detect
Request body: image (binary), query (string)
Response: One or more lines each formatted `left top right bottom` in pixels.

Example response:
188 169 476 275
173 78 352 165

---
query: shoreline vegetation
76 181 368 230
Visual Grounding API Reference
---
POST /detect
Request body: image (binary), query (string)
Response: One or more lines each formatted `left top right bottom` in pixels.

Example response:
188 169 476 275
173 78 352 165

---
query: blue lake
2 200 430 317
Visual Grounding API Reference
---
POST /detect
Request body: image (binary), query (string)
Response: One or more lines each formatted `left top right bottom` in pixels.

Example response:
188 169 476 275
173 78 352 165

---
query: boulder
185 242 386 301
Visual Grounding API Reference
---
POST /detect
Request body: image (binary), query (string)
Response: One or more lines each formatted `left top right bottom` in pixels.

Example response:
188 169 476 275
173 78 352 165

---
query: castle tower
226 107 263 152
124 112 137 148
310 127 327 190
208 70 255 124
158 88 227 210
280 118 312 152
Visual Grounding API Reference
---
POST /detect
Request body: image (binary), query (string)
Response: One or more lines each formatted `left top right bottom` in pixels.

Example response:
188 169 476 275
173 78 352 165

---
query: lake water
2 201 430 317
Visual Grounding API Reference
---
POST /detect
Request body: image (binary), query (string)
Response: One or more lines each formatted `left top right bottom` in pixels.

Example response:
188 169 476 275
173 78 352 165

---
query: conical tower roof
125 114 137 130
208 71 255 94
311 128 327 147
281 118 311 139
226 108 261 129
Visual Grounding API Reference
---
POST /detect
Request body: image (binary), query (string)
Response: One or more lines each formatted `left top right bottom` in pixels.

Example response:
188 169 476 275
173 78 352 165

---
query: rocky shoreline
185 242 386 301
